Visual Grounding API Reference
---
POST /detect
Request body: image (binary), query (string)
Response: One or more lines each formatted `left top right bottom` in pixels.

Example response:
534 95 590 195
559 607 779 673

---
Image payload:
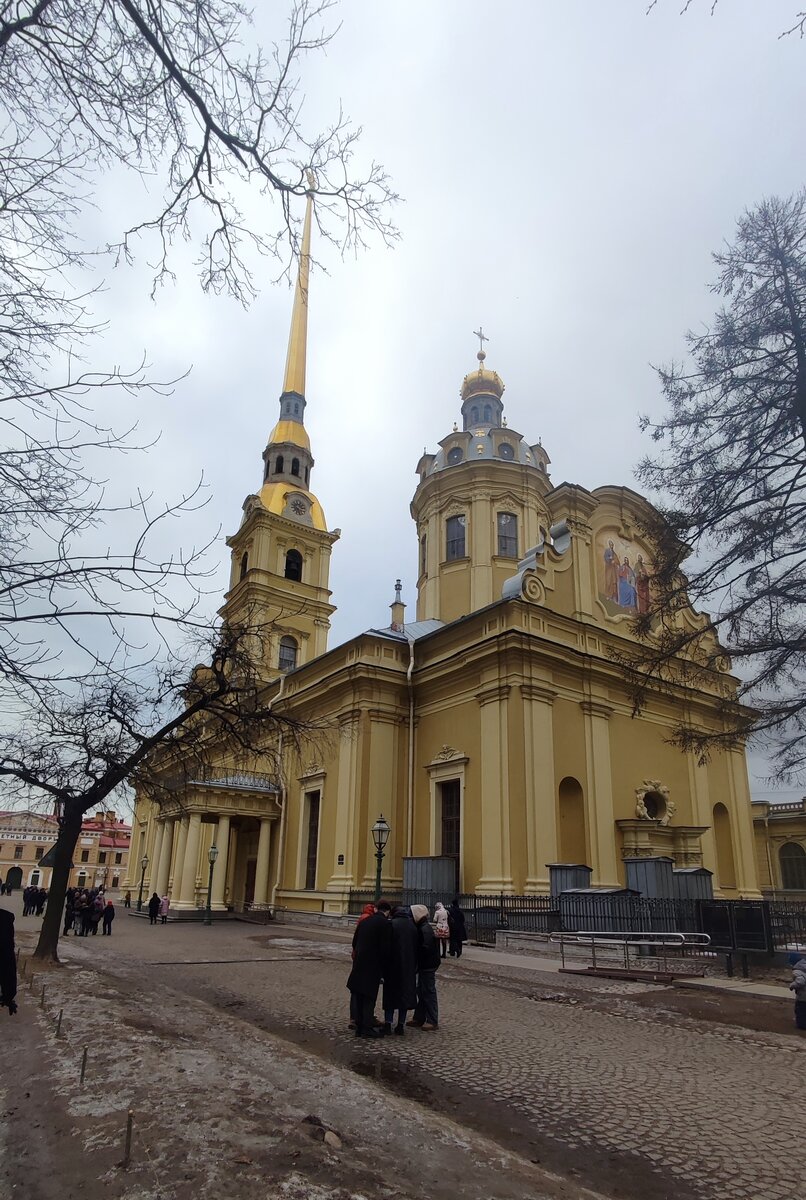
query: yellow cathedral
127 192 764 914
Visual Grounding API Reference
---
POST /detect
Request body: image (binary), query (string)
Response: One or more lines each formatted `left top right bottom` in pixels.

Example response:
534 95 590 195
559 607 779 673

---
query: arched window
304 466 309 483
284 549 303 582
483 405 492 422
447 446 464 465
278 635 298 673
558 777 587 864
239 552 249 580
446 514 466 561
294 402 300 415
780 842 806 890
284 401 291 414
291 457 300 476
497 512 518 557
420 534 427 577
274 455 284 474
471 406 479 424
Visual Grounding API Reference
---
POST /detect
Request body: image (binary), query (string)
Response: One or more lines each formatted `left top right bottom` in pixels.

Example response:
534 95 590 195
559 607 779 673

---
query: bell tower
222 184 339 678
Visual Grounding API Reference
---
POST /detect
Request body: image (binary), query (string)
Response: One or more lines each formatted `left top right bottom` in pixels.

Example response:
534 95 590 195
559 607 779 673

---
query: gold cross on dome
473 326 489 354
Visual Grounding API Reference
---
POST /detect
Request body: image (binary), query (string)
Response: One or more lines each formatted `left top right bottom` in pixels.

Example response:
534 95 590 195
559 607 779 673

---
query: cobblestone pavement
28 909 806 1200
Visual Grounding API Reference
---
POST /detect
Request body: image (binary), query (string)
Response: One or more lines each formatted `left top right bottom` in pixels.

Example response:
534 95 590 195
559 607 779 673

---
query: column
253 818 272 906
155 818 175 897
225 825 239 903
477 684 513 893
149 820 165 896
210 814 231 909
580 700 620 887
522 684 557 893
169 815 188 894
687 752 717 878
175 812 202 909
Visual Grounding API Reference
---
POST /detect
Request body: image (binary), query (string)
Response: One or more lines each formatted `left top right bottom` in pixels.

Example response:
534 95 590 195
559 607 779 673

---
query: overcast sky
76 0 806 800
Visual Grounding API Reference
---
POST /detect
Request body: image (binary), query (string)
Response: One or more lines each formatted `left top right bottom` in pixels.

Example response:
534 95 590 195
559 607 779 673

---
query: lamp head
141 854 149 871
209 843 219 865
371 814 391 852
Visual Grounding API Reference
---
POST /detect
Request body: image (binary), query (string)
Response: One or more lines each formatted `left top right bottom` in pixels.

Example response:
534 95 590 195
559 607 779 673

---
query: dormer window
291 457 300 476
498 442 515 460
447 446 464 465
275 454 284 474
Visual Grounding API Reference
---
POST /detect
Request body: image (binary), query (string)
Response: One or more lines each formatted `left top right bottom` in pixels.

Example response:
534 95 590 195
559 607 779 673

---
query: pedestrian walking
448 898 468 958
347 899 392 1038
159 895 170 925
102 900 115 935
383 905 419 1035
123 891 131 909
408 904 441 1031
147 892 161 925
35 887 48 916
434 901 450 959
789 952 806 1030
0 907 17 1015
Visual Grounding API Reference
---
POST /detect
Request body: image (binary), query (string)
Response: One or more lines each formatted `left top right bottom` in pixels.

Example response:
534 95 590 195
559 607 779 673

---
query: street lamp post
371 815 391 902
204 843 219 926
136 854 149 912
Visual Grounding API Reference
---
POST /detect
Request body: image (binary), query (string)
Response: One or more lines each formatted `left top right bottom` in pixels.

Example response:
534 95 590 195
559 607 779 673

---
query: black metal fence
347 889 806 954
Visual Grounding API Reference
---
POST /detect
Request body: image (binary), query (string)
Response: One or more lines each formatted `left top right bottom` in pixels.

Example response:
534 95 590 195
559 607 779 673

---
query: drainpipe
269 673 288 908
406 636 416 857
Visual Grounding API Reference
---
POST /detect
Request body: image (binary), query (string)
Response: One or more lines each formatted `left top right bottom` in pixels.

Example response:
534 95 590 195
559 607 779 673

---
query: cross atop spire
472 326 489 358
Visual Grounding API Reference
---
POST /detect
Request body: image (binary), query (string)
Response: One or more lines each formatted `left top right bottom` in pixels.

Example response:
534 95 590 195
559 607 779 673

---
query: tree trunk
33 802 83 963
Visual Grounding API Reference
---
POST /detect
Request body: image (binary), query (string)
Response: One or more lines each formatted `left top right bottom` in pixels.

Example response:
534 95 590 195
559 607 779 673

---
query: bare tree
0 0 395 958
629 191 806 778
646 1 806 39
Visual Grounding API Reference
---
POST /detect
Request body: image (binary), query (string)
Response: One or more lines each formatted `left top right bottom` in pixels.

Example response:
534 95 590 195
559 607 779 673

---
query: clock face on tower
290 497 306 516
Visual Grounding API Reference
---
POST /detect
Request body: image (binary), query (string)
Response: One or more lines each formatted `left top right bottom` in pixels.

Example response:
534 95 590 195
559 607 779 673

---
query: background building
753 799 806 898
0 809 131 892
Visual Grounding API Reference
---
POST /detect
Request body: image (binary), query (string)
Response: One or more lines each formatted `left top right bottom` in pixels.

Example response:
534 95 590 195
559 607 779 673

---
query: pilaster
210 814 231 910
476 684 513 893
521 683 557 892
580 699 620 886
326 711 361 889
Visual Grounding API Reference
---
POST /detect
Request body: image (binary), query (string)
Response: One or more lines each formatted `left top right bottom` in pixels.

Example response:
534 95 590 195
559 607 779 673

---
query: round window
498 442 515 460
447 446 464 465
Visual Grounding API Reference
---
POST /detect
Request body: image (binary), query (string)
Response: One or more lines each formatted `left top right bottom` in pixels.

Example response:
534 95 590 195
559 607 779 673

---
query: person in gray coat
382 906 419 1035
789 953 806 1030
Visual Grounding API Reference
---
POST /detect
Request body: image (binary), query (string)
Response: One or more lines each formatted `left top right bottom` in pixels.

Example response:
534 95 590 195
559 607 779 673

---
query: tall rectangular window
497 512 518 557
14 844 23 859
305 790 321 890
446 515 466 561
114 852 122 864
80 849 89 863
440 779 460 893
420 534 427 577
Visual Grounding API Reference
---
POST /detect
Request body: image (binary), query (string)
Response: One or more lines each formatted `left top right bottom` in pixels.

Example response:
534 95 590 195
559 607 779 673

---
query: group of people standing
147 892 170 925
63 888 115 936
347 899 467 1038
21 885 48 916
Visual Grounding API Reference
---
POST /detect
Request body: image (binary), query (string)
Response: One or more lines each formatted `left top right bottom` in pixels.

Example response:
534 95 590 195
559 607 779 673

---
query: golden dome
267 418 311 452
257 481 327 531
460 350 505 402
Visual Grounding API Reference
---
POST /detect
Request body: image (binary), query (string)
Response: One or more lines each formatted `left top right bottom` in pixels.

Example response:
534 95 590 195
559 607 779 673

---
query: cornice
477 683 511 707
580 699 614 720
520 682 557 705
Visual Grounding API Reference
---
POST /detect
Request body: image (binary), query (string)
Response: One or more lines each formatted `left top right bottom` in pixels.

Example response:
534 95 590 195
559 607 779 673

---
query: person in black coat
101 901 115 935
347 899 392 1037
0 908 18 1015
448 899 468 958
147 892 161 925
409 904 441 1030
382 906 419 1035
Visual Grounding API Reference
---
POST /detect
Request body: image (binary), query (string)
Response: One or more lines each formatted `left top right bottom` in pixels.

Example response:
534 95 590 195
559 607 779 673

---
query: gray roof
368 619 445 643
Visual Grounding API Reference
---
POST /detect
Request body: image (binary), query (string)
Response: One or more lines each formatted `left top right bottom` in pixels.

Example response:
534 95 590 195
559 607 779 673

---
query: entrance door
5 866 22 890
245 859 256 908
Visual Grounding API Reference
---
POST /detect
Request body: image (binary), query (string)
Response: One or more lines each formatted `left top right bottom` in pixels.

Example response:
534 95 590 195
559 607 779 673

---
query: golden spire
281 177 315 401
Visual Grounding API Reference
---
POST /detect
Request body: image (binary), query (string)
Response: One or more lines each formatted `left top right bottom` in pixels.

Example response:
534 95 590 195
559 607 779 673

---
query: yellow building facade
128 201 765 912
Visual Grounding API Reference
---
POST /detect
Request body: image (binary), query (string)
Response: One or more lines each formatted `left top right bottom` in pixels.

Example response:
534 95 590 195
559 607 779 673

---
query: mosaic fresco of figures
597 531 652 616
